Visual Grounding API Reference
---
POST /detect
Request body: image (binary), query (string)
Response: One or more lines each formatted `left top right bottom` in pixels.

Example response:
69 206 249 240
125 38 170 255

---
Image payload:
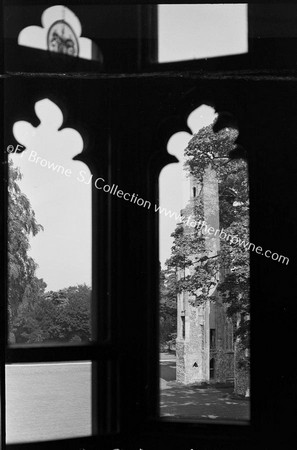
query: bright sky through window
18 5 100 60
158 4 248 62
10 99 91 291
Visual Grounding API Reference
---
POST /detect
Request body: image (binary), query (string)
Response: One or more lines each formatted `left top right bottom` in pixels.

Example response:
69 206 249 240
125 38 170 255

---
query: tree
8 159 44 326
166 123 250 364
22 277 47 307
55 284 91 342
13 295 62 343
8 160 91 344
13 284 91 343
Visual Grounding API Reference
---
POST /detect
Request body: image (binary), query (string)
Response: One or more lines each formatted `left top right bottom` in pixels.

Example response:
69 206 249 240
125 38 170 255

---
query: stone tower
176 167 234 385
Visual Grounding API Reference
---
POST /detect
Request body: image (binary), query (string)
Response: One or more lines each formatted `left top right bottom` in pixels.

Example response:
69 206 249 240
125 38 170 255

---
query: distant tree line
12 284 91 344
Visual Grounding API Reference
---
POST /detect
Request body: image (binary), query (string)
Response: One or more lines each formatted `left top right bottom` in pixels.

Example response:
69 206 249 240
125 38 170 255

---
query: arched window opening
159 104 250 421
6 98 92 443
18 5 101 61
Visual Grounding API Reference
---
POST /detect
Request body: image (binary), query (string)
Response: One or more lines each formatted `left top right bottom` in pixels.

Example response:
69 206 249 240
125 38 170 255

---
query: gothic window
159 102 249 421
1 2 296 449
17 5 101 61
6 98 92 443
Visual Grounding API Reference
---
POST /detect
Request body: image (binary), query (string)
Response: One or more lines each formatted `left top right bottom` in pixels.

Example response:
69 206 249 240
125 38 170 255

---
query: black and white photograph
0 1 296 449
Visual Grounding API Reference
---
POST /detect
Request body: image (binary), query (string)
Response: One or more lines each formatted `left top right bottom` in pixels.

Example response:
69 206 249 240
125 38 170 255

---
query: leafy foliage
166 123 250 362
159 267 177 349
13 284 91 344
8 160 91 344
13 296 61 343
8 160 44 323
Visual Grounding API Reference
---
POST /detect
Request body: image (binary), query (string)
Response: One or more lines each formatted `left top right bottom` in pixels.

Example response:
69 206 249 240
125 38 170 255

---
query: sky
10 99 91 292
10 4 247 290
158 4 247 62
